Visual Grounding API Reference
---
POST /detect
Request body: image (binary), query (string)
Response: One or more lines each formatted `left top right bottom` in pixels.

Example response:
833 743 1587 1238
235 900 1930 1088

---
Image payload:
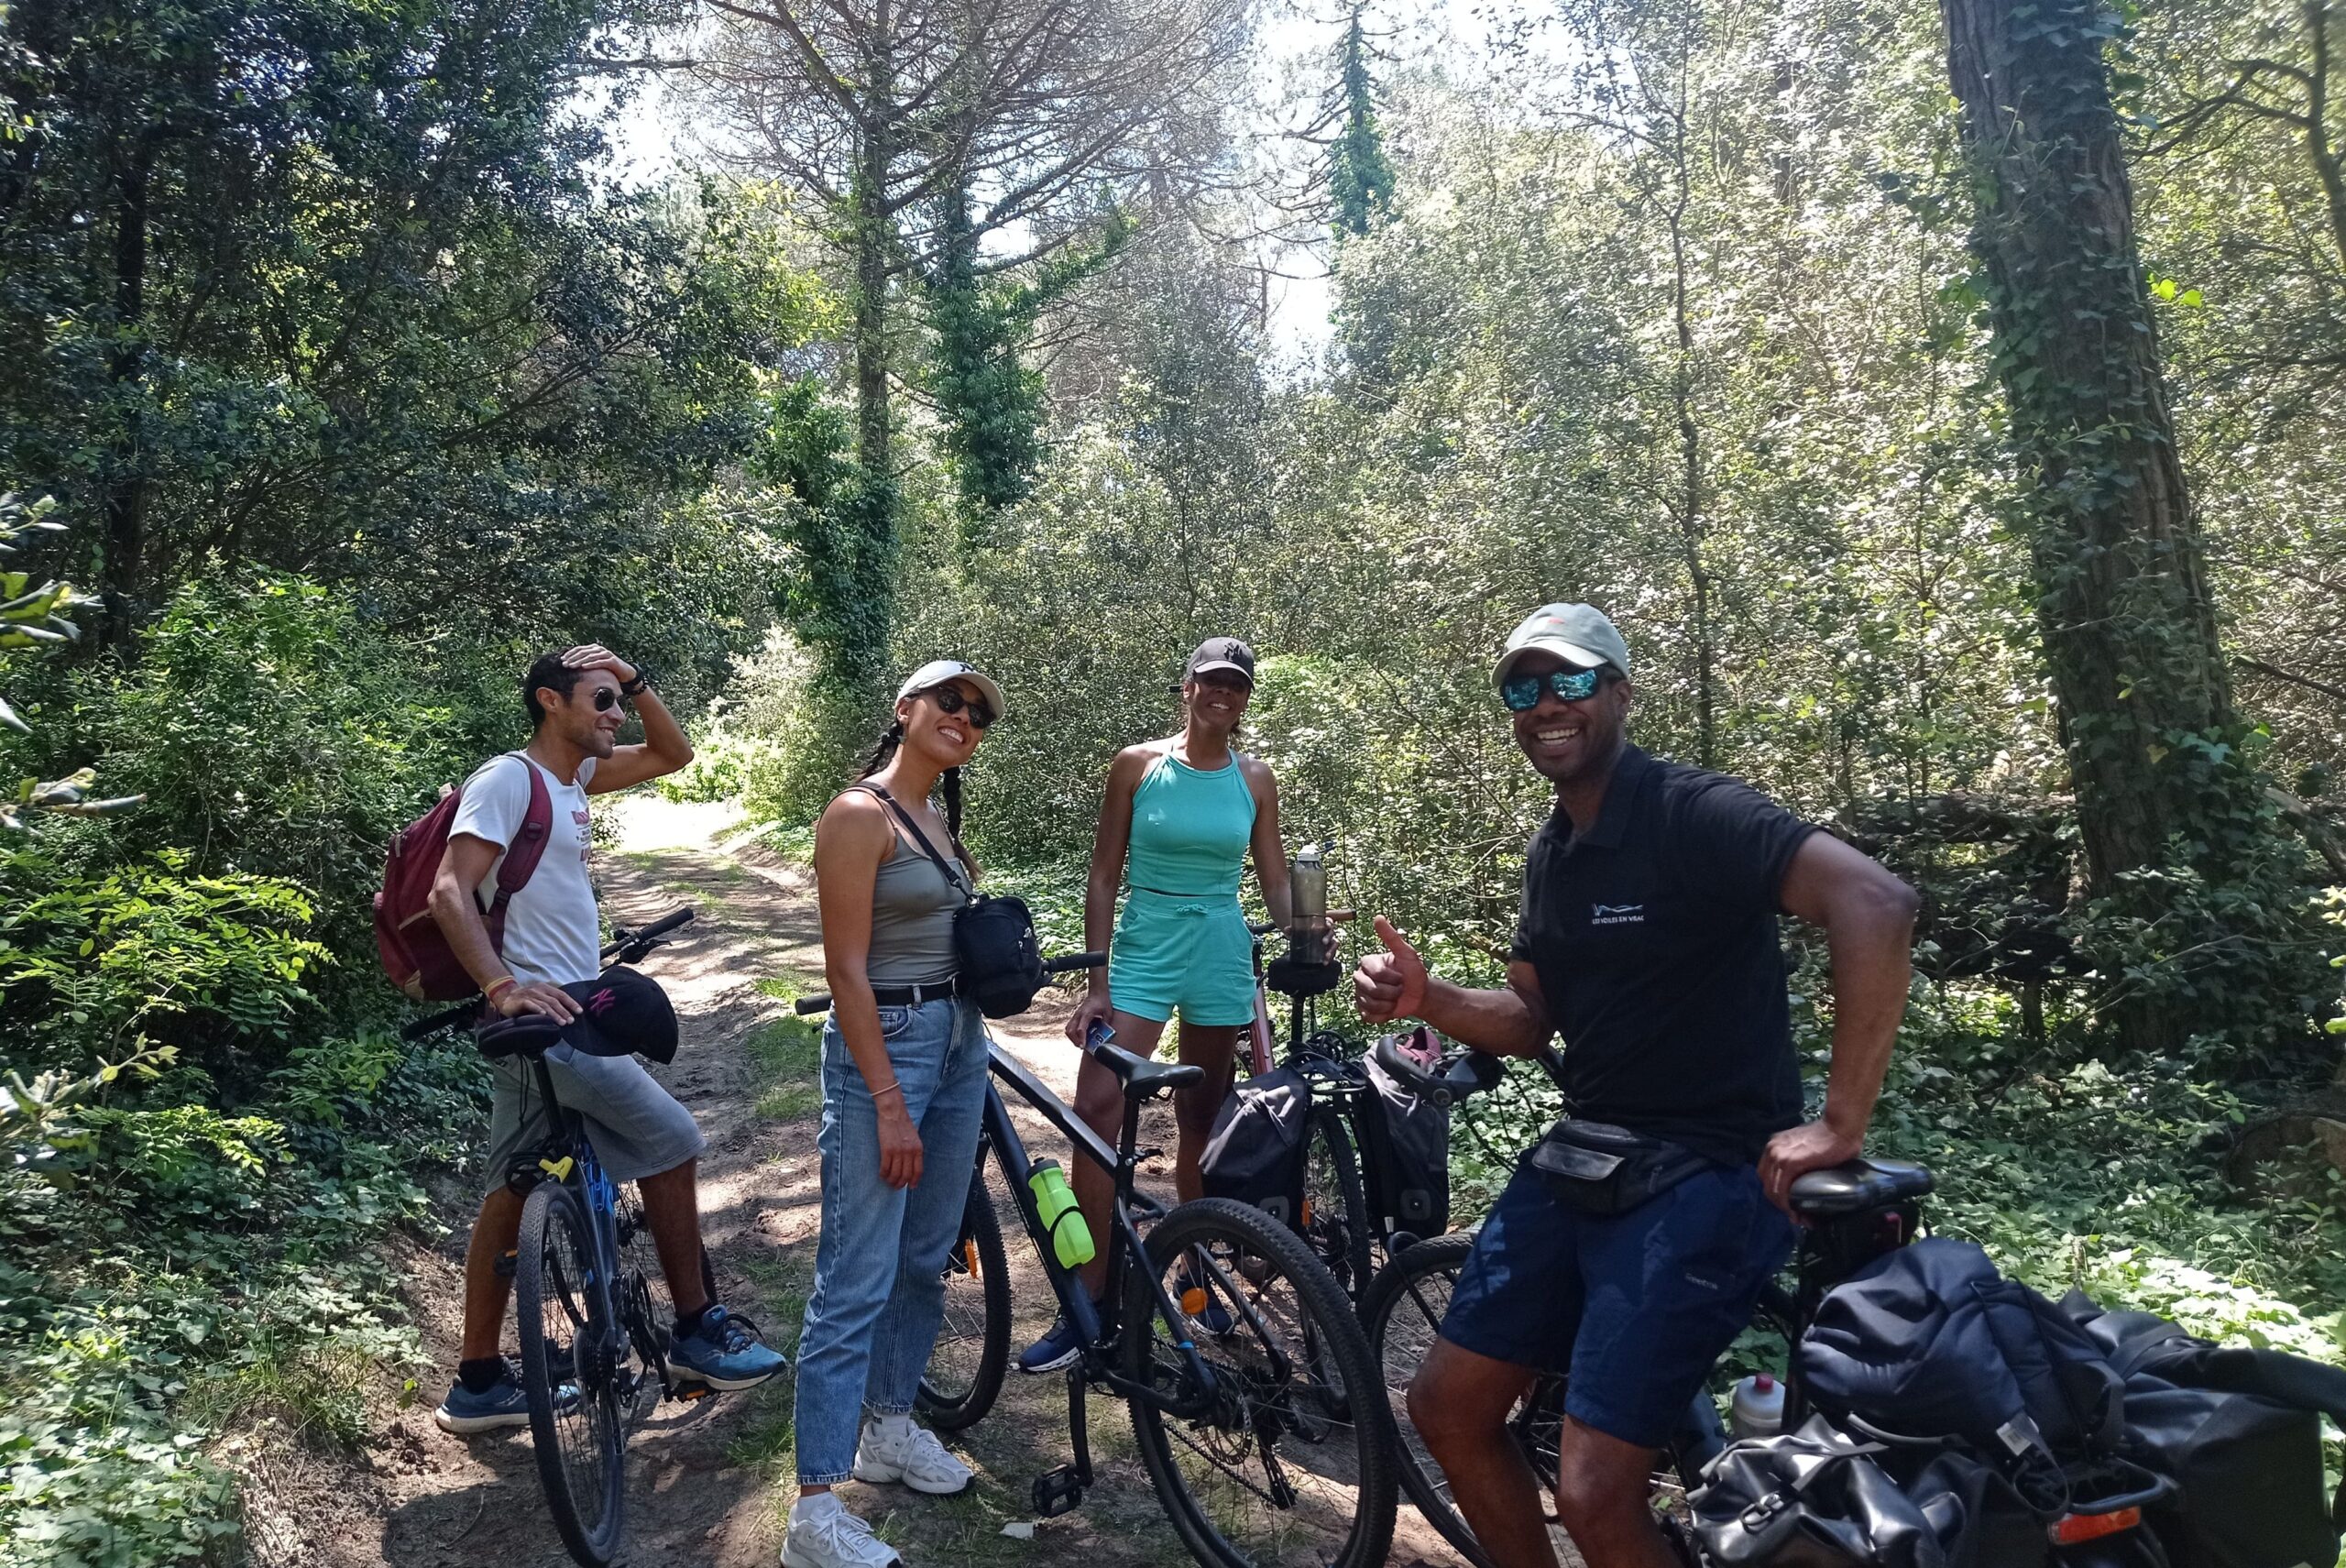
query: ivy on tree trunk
1942 0 2322 1061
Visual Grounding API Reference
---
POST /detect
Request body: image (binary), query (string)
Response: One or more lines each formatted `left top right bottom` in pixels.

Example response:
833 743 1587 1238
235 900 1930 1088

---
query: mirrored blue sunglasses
1501 665 1607 712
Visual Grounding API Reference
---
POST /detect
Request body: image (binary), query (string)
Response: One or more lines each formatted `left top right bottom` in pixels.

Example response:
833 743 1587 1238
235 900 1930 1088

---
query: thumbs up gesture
1354 916 1430 1024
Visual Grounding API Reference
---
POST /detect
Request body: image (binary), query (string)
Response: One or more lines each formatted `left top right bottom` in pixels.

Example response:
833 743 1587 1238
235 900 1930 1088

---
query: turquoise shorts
1109 889 1257 1027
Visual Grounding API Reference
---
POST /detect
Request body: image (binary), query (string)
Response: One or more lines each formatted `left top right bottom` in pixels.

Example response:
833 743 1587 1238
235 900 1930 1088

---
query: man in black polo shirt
1354 603 1917 1568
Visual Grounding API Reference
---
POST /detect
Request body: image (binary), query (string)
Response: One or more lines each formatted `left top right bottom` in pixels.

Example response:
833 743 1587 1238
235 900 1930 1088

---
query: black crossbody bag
1529 1117 1714 1216
857 784 1046 1019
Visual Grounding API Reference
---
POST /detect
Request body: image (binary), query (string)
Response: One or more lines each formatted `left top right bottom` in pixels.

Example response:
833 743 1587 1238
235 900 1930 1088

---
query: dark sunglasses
1501 665 1609 712
589 685 625 712
926 685 996 729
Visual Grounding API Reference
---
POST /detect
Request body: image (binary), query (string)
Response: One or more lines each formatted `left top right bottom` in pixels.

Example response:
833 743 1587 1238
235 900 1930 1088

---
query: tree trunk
1941 0 2240 1055
1664 111 1716 770
102 141 155 644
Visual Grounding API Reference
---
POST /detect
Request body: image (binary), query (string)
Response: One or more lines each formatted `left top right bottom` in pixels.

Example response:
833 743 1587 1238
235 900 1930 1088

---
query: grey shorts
484 1046 707 1193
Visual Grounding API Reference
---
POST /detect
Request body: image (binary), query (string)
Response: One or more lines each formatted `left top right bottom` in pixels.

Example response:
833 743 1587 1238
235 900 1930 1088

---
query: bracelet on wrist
872 1080 904 1101
619 671 650 696
485 975 518 999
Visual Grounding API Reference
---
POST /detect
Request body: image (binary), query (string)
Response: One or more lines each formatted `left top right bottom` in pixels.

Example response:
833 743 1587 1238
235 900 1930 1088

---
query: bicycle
1358 1035 1933 1568
793 955 1398 1568
401 905 716 1568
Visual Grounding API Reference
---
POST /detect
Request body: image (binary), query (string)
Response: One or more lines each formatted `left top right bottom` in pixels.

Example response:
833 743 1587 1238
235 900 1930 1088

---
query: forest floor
257 795 1477 1568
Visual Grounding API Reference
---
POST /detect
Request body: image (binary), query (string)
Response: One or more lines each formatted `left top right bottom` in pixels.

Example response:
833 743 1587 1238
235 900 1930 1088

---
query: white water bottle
1729 1373 1786 1439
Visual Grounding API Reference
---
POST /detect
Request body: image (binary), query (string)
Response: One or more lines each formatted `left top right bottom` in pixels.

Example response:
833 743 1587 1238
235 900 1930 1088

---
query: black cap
559 966 680 1064
1185 637 1256 687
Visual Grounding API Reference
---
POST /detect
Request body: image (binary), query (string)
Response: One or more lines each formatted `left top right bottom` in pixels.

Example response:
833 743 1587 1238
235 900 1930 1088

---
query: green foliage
0 849 326 1084
1328 8 1397 240
0 495 134 833
926 202 1135 528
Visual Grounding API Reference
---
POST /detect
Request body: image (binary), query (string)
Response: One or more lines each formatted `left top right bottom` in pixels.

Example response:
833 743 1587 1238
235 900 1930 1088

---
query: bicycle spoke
1125 1201 1393 1567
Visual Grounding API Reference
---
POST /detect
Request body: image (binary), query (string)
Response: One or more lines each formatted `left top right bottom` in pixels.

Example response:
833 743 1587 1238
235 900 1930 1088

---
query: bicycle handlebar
605 905 696 965
398 905 698 1042
1369 1030 1507 1106
791 951 1107 1016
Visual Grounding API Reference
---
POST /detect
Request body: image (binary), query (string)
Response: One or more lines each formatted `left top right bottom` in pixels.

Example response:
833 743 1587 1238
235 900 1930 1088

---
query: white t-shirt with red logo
449 752 600 986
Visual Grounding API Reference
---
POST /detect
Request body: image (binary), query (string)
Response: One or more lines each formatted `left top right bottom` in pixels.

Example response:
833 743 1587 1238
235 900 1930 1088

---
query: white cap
1492 603 1632 688
897 659 1005 719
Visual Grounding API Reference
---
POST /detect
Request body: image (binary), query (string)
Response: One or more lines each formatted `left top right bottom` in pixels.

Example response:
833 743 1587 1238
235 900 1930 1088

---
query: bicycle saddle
1091 1040 1204 1099
474 1012 563 1059
1786 1157 1934 1216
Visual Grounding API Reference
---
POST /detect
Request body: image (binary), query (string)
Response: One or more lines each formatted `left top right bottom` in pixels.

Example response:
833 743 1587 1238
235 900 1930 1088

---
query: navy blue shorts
1439 1155 1795 1448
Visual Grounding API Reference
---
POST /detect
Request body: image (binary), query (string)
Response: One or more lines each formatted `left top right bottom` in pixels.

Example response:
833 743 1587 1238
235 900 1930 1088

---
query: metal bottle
1289 841 1328 966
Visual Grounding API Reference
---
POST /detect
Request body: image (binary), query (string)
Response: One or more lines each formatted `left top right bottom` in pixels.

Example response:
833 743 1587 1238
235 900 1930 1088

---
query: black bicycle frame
977 1042 1222 1419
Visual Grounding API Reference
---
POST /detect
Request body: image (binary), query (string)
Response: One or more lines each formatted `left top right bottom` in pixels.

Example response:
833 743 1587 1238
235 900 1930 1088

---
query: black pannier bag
1357 1036 1452 1241
1689 1418 2055 1568
1200 1067 1312 1226
1797 1239 2124 1512
2062 1294 2346 1568
1689 1415 2048 1568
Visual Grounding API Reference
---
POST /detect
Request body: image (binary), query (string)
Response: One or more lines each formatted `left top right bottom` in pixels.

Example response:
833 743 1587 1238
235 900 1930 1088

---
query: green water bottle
1028 1158 1095 1268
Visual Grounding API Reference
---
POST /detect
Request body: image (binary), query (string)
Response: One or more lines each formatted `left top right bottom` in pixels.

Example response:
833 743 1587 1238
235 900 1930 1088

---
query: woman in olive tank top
1019 636 1292 1374
789 660 1003 1568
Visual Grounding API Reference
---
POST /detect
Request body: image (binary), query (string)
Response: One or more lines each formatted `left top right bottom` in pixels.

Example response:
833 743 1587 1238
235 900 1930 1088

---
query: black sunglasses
926 685 996 729
589 685 625 712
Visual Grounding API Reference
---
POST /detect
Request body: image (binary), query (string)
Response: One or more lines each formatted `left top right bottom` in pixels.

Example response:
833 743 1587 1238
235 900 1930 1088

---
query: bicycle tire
517 1180 628 1568
1300 1104 1375 1303
1364 1234 1700 1568
1122 1196 1397 1568
916 1146 1012 1431
1361 1232 1505 1568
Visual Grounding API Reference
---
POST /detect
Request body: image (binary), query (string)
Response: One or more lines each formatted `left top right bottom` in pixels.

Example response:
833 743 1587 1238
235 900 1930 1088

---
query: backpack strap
848 782 972 903
488 752 554 916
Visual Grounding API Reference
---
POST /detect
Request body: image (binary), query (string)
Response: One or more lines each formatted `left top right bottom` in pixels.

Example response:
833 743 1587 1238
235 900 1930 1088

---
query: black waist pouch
1529 1118 1712 1216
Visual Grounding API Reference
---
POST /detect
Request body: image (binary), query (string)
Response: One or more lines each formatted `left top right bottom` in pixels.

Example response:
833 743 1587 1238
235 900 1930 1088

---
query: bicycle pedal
671 1377 714 1401
494 1249 518 1279
1031 1465 1086 1519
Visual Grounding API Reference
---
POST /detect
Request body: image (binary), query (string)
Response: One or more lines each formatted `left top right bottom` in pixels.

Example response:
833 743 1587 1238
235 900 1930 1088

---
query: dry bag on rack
1356 1035 1453 1241
1200 1067 1312 1226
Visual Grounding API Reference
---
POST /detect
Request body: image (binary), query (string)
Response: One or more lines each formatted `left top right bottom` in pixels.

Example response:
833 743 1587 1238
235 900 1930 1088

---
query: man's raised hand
1354 916 1429 1024
562 643 636 684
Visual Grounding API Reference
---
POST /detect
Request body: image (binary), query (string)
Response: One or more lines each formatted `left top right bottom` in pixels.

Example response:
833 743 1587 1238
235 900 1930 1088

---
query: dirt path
291 798 1468 1568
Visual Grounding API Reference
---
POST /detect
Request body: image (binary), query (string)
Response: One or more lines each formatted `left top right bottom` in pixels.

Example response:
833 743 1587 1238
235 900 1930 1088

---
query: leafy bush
0 848 327 1084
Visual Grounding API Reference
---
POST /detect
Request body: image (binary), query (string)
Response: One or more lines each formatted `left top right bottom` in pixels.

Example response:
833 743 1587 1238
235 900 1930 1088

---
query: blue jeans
794 994 990 1484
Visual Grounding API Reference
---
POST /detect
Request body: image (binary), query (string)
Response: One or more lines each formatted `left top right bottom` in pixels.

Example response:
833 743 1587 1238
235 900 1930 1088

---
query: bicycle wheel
517 1180 628 1568
916 1149 1011 1431
1299 1105 1375 1303
614 1184 672 1417
1122 1196 1396 1568
1361 1233 1567 1568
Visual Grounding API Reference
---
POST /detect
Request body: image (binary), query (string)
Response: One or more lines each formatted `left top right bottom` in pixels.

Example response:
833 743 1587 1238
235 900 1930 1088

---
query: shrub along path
285 795 1467 1568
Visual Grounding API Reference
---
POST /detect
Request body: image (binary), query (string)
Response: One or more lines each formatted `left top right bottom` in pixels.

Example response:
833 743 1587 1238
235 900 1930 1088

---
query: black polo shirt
1510 744 1818 1168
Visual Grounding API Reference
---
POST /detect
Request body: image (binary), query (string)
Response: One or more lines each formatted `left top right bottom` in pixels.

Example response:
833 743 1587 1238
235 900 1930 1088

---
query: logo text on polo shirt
1591 903 1646 925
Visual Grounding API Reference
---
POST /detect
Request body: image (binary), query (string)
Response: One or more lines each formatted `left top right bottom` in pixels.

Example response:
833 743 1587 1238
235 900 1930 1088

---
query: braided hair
856 717 971 865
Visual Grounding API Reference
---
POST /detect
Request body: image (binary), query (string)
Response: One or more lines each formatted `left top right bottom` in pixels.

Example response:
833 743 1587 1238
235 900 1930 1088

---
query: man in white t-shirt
425 644 784 1433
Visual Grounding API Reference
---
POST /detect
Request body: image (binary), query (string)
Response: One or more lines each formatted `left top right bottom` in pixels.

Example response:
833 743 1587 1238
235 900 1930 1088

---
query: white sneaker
851 1414 975 1496
782 1497 900 1568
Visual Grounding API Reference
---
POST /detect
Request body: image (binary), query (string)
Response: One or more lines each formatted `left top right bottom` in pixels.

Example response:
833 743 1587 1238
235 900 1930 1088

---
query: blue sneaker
1018 1304 1092 1374
433 1356 576 1434
668 1305 786 1392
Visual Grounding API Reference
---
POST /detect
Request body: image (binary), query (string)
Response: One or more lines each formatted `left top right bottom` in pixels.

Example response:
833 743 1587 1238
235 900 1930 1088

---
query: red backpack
375 754 554 1000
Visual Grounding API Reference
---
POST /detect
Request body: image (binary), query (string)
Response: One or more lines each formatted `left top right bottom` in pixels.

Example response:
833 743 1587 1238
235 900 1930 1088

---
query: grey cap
1492 604 1632 688
897 659 1005 719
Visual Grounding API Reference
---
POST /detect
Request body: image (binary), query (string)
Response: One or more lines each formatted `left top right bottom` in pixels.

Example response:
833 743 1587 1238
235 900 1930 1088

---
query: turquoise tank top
1125 750 1256 897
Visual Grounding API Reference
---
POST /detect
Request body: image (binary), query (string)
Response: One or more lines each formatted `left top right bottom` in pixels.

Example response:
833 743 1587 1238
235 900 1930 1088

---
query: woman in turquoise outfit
1019 637 1292 1372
